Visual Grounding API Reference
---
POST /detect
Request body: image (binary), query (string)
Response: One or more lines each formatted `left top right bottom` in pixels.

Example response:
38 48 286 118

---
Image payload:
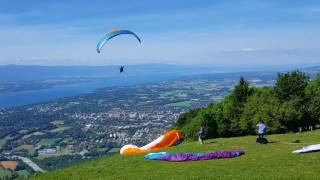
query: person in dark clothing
119 66 124 73
198 126 205 144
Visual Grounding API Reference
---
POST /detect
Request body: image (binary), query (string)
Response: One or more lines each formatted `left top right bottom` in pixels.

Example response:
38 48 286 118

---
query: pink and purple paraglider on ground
144 150 245 162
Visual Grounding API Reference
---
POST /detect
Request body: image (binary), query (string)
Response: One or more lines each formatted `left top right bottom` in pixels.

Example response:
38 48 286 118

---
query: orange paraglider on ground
120 130 184 156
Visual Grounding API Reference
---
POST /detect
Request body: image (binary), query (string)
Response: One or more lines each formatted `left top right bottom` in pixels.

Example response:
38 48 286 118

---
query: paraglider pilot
256 120 266 139
96 30 141 74
119 66 124 73
198 126 205 144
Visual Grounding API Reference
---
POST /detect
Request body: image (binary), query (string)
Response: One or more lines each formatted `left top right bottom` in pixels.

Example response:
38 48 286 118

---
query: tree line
172 71 320 140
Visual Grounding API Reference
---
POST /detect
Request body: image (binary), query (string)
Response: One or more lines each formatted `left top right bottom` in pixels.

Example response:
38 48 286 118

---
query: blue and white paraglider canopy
96 29 141 53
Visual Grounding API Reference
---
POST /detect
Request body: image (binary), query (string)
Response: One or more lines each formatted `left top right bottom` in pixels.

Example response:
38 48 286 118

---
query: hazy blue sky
0 0 319 66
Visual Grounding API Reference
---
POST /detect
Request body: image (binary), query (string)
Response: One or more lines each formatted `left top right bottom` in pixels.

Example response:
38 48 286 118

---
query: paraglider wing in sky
96 30 141 53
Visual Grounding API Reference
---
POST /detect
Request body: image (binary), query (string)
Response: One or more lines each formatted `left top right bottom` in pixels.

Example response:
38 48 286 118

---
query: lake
0 71 202 108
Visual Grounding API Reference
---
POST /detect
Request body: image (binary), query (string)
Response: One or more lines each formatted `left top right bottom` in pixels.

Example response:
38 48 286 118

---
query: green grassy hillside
30 131 320 180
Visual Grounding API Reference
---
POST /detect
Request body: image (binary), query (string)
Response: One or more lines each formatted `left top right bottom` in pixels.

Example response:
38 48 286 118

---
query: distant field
61 138 75 145
23 132 45 139
166 101 193 107
37 139 59 146
50 120 64 126
96 147 109 152
17 169 30 178
108 148 120 153
14 145 35 155
50 127 70 133
0 139 6 149
30 130 320 180
160 91 188 98
0 167 12 179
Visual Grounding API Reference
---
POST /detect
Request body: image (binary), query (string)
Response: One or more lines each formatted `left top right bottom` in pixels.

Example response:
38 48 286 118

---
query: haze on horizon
0 0 319 66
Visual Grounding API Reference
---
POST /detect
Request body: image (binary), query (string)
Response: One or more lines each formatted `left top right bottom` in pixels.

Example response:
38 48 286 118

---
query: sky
0 0 320 66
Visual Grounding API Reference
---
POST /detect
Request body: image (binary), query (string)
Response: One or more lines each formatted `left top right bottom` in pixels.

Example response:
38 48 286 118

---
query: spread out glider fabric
120 130 184 156
292 144 320 154
144 150 245 162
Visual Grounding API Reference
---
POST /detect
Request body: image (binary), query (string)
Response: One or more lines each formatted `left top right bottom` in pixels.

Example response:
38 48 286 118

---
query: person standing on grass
198 126 205 144
256 120 266 139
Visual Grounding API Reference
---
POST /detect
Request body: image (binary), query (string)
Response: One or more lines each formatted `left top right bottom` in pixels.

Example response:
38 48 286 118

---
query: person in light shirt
256 120 266 139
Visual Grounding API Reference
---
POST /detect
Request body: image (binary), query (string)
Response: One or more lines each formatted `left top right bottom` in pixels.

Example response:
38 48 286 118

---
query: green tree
198 106 219 138
180 115 203 140
225 77 253 135
173 70 319 140
277 97 304 131
240 88 283 134
209 102 229 137
275 71 309 101
173 109 200 129
222 93 239 135
234 76 251 104
305 73 320 126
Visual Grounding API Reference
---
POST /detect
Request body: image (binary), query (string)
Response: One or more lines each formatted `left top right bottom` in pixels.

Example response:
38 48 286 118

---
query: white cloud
241 48 264 52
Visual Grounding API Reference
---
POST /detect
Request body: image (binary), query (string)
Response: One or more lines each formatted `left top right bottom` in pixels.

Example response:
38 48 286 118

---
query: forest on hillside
173 71 320 140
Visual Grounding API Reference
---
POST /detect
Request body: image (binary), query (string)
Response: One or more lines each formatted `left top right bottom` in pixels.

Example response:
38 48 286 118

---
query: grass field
30 130 320 180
